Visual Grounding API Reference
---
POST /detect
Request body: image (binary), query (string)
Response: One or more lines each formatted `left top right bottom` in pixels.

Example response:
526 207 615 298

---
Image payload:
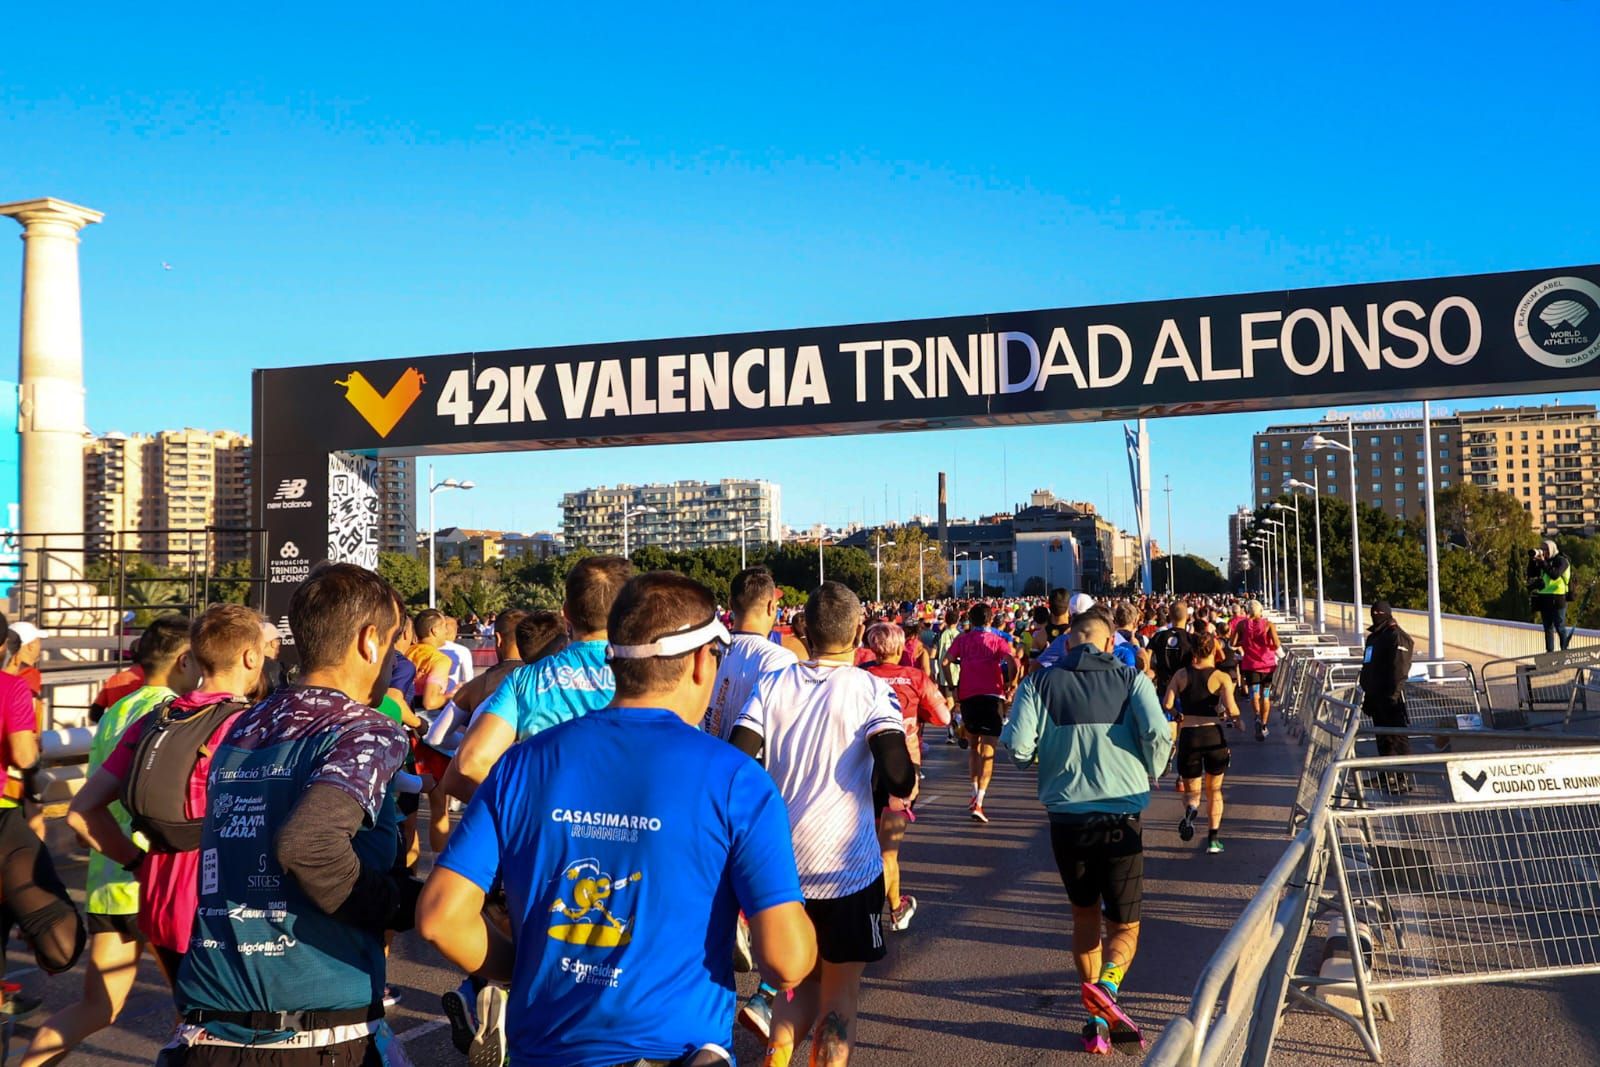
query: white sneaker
733 913 754 973
469 984 508 1067
889 894 918 931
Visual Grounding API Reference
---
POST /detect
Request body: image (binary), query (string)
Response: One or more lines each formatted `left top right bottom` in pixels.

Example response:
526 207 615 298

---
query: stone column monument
0 197 102 614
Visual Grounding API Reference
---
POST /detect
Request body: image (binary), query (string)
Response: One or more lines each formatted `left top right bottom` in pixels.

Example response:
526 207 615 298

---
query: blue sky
3 2 1598 562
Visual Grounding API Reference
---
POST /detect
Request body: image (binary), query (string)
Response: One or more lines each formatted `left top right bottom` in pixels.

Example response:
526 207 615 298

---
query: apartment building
561 479 782 554
84 433 146 555
1251 404 1599 534
374 458 417 556
1459 405 1599 532
84 429 253 565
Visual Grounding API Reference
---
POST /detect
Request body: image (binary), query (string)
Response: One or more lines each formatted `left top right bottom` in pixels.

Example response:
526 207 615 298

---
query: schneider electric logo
1516 277 1600 369
267 478 313 511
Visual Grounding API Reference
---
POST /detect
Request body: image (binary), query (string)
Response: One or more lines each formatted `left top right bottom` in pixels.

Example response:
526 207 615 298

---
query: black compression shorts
1049 813 1143 925
1176 724 1231 779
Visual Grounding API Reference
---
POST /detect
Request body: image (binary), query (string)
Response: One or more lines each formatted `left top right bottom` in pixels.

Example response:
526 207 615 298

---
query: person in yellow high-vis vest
1530 539 1576 652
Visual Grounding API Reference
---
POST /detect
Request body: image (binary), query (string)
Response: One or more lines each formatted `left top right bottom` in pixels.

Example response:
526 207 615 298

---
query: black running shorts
804 875 887 965
1240 669 1274 693
1176 724 1231 780
86 911 143 941
959 695 1005 738
1049 813 1143 925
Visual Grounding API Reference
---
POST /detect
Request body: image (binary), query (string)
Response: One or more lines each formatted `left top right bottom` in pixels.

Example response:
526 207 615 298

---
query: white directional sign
1448 753 1600 803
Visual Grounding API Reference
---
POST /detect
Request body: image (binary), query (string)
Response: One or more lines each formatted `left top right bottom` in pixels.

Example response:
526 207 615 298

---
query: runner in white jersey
731 581 915 1067
703 566 798 741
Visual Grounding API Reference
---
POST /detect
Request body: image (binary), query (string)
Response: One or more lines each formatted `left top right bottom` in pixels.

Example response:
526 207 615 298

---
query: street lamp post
919 544 938 602
1262 518 1287 614
1271 501 1304 620
818 527 827 585
977 553 995 598
874 536 897 605
427 464 476 610
1306 429 1364 635
738 523 760 571
954 551 968 593
621 505 656 559
1285 475 1325 631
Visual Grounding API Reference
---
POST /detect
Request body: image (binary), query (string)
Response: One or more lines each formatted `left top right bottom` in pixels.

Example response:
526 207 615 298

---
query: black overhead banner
255 264 1600 458
252 264 1600 632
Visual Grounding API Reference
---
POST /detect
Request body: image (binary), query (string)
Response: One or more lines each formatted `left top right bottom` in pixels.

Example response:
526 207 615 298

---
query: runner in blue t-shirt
420 572 816 1067
443 556 632 804
164 564 419 1066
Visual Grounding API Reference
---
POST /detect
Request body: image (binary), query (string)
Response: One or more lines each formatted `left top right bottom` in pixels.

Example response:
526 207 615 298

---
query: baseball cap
9 621 45 645
1068 593 1097 616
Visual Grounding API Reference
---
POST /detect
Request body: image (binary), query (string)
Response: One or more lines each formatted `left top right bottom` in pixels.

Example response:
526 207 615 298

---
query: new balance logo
267 477 314 511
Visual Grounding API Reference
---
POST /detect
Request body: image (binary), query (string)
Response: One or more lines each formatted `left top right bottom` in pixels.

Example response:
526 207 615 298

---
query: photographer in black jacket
1359 601 1414 761
1528 540 1575 652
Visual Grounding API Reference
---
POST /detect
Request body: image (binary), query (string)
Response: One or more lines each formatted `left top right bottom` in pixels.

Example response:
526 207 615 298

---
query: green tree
1153 553 1229 595
378 551 429 606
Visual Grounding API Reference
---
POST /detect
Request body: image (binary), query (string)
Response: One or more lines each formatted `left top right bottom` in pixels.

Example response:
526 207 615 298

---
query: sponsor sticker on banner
1447 753 1600 803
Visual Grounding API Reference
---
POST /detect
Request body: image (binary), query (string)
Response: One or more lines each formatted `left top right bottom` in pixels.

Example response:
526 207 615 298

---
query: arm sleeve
725 761 804 915
869 730 915 797
1129 674 1173 776
731 680 769 740
434 765 505 892
274 783 419 931
1000 678 1042 766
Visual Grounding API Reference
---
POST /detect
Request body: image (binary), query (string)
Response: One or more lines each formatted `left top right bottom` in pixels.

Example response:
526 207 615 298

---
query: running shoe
1178 808 1196 842
969 804 989 824
0 991 40 1020
1081 981 1146 1055
686 1044 734 1066
469 984 508 1067
441 979 479 1055
737 986 776 1040
1081 1018 1112 1055
958 733 969 750
382 984 403 1009
1254 721 1265 741
733 913 754 973
1208 838 1226 855
889 894 918 931
945 728 957 745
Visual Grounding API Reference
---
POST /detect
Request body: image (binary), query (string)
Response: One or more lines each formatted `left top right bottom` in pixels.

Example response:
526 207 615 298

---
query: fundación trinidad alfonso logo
1516 276 1600 369
335 367 426 438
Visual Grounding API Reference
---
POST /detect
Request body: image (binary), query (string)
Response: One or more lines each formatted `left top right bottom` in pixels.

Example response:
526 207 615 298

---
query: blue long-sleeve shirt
1001 644 1172 816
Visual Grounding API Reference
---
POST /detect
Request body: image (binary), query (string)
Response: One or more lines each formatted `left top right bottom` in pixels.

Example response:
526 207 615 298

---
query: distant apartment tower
84 433 146 555
374 458 417 556
562 479 782 554
1252 405 1598 534
84 429 253 567
1252 414 1461 523
1458 405 1599 533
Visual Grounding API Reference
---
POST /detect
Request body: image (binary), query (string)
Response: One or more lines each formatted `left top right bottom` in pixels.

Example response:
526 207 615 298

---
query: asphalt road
5 723 1598 1064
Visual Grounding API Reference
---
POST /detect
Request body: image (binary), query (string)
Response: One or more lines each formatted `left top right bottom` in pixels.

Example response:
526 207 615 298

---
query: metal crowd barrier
1288 693 1363 833
1480 644 1600 721
1304 744 1600 1061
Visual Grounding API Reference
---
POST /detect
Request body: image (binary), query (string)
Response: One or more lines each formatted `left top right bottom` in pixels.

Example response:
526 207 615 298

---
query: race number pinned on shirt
1448 753 1600 803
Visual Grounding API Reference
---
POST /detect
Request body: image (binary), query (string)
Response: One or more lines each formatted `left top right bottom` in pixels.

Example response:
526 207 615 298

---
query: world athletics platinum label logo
1516 276 1600 368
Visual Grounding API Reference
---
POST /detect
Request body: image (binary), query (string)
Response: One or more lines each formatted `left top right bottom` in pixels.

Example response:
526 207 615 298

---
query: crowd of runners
0 560 1297 1065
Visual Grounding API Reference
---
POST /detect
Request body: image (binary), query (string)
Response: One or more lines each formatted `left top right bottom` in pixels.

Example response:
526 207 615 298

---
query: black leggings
0 805 84 973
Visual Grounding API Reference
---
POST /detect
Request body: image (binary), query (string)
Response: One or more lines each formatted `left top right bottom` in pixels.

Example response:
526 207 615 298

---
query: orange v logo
334 368 425 438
